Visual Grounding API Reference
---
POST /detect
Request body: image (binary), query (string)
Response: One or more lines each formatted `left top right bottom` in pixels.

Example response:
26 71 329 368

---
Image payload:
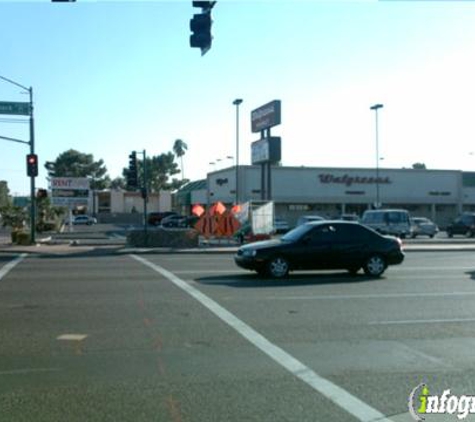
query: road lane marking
0 367 60 376
370 317 475 325
131 254 393 422
57 334 88 341
268 291 475 301
0 253 27 281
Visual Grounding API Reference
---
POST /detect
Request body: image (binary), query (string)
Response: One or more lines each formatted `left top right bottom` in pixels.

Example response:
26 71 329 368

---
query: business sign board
50 177 90 207
251 137 281 164
251 100 281 133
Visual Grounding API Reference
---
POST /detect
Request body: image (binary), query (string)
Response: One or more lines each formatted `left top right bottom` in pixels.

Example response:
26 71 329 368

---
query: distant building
91 189 172 223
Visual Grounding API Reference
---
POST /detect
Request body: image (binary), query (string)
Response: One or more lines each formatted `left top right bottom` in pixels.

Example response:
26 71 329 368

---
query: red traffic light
26 153 38 177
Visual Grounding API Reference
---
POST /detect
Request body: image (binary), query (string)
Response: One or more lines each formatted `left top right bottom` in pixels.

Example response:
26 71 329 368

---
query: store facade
178 166 475 228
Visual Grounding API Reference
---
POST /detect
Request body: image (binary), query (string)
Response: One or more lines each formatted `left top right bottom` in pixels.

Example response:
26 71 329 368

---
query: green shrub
15 231 31 245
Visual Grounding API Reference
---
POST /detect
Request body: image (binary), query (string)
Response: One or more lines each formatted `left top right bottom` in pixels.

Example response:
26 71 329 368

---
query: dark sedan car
446 213 475 238
234 221 404 278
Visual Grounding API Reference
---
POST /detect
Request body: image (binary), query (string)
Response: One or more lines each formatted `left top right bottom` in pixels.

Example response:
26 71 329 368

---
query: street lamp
370 103 383 209
233 98 243 204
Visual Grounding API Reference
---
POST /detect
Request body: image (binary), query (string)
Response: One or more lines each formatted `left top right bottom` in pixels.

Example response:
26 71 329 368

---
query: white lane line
0 253 27 281
0 367 60 376
267 291 475 301
131 254 392 422
370 317 475 326
393 266 475 271
57 334 88 341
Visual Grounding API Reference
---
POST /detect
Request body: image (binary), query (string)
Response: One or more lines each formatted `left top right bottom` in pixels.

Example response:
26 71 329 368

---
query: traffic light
26 154 38 177
127 151 138 188
190 1 216 55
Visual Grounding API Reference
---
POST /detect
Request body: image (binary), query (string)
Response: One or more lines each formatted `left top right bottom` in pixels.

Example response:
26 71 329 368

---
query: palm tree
173 139 188 180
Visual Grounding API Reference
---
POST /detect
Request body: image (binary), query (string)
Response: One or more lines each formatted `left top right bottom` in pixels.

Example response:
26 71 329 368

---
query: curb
2 242 475 255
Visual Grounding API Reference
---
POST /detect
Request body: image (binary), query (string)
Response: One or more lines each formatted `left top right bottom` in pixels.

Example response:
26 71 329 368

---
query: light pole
233 99 243 204
0 75 36 243
370 103 383 209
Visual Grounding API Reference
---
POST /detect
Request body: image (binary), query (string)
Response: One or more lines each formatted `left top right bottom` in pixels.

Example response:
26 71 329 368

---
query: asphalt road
1 250 475 421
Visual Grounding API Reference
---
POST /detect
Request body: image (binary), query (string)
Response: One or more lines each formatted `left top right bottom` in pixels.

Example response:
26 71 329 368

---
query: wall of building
202 165 471 227
96 190 172 214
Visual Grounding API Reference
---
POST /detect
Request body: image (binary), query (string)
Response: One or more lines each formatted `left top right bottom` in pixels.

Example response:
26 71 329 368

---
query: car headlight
241 249 257 257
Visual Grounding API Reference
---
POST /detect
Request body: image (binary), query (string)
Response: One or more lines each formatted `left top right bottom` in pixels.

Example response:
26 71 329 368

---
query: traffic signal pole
0 75 36 244
29 87 36 244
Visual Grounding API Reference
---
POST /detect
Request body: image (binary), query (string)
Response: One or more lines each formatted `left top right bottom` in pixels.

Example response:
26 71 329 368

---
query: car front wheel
267 256 290 278
363 255 386 277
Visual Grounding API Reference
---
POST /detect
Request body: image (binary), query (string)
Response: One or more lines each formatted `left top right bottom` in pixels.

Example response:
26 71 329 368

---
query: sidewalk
2 240 475 255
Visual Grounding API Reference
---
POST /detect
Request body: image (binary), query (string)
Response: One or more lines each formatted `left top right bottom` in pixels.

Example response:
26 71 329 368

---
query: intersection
1 234 475 421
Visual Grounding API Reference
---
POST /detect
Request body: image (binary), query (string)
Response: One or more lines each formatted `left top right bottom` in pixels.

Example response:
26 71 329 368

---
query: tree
173 139 188 180
121 152 188 192
0 180 11 208
110 177 126 190
412 162 427 170
44 149 110 189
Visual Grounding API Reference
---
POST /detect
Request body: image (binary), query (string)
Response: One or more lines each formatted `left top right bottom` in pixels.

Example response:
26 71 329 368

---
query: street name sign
0 101 30 116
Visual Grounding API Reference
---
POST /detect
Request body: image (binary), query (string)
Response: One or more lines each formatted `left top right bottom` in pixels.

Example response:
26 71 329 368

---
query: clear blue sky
2 0 475 195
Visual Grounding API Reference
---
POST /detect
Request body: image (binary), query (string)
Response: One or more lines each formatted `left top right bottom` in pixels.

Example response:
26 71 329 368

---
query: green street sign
0 101 30 116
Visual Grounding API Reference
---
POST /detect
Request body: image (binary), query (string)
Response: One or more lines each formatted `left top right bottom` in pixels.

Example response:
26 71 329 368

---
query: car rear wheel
363 255 386 277
267 256 290 278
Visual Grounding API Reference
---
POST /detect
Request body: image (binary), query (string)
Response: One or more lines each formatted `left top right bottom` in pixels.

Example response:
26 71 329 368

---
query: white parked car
69 215 97 225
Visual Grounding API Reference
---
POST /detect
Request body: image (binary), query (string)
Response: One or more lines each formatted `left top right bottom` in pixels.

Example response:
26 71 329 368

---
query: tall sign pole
370 103 383 209
250 100 282 202
233 99 243 204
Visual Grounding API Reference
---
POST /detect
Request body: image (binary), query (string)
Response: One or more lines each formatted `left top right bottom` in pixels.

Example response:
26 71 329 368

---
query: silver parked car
273 218 290 234
411 217 439 238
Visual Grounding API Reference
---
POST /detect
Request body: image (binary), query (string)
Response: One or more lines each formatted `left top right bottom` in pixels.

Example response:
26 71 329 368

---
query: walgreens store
201 166 475 228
